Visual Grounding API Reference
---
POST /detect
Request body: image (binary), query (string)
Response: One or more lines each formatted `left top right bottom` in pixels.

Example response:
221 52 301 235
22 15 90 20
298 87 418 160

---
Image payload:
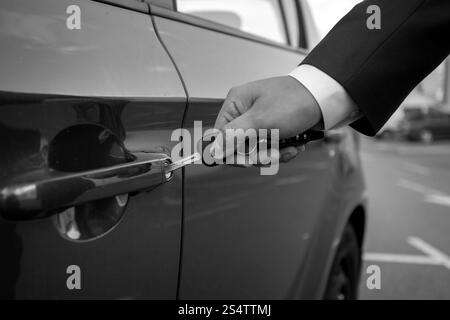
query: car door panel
0 0 185 299
153 16 342 299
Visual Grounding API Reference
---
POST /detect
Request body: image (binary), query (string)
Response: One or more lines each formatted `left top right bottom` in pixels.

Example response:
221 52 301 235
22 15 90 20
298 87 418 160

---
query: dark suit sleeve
301 0 450 136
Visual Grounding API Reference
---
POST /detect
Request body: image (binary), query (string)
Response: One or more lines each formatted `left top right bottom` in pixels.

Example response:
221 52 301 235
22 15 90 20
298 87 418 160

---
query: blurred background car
400 104 450 143
375 93 442 142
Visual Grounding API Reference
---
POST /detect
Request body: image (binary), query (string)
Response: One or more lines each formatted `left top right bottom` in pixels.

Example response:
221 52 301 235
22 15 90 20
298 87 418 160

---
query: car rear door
152 0 344 299
0 0 185 299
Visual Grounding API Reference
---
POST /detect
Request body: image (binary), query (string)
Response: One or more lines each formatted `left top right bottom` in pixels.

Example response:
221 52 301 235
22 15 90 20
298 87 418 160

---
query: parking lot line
424 194 450 208
397 179 442 195
364 253 439 265
397 179 450 207
364 237 450 270
408 237 450 269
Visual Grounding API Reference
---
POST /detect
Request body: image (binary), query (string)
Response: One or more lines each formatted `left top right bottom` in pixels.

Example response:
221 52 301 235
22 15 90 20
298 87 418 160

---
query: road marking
424 194 450 208
397 179 450 207
397 179 441 194
364 237 450 269
364 253 439 265
408 237 450 269
397 147 450 156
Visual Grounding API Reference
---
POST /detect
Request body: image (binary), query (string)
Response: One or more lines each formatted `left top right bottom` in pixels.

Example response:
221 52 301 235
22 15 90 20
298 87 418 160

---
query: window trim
149 4 308 55
143 0 177 11
92 0 149 13
278 0 292 46
296 0 308 49
279 0 309 49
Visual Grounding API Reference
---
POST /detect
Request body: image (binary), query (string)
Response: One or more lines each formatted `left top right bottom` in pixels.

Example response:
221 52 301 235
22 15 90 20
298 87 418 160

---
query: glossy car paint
0 0 186 298
153 16 365 299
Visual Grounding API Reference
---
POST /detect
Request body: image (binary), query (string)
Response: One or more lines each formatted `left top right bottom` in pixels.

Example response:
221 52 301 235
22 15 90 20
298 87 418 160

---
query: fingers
253 147 280 168
213 82 266 159
214 99 237 130
223 145 280 168
211 77 318 167
214 84 257 130
213 88 259 159
279 147 299 162
211 111 256 159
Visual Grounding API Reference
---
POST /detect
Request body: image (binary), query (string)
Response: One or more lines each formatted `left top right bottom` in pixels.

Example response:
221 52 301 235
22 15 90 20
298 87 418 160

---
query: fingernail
281 151 296 162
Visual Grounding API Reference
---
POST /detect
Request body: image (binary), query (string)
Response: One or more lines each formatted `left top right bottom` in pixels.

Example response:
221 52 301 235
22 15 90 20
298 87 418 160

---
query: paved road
358 137 450 300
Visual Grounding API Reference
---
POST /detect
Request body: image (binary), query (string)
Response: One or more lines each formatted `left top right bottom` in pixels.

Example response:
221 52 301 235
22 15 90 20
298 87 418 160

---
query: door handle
0 152 177 221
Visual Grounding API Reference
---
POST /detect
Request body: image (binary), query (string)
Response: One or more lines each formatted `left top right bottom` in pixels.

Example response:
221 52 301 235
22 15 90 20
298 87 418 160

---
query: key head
199 130 324 167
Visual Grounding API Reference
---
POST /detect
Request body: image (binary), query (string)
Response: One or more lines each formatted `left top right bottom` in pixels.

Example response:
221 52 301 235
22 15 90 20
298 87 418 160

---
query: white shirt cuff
289 64 360 130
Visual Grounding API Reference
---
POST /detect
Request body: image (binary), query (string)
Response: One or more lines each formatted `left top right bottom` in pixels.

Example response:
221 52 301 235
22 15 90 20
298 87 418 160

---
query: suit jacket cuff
289 64 360 130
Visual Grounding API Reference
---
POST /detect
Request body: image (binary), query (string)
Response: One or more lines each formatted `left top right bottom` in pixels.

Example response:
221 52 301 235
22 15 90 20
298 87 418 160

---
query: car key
165 153 201 178
278 130 324 149
201 129 324 166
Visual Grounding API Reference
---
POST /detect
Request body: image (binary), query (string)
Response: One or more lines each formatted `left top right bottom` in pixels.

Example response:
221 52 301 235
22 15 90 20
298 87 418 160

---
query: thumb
212 112 256 159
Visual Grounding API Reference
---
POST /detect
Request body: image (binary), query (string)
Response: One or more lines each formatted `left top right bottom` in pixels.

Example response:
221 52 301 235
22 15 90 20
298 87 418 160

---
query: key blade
166 153 201 173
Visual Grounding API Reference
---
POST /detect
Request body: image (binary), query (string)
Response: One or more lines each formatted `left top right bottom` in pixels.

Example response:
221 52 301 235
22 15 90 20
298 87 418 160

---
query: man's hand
213 76 323 162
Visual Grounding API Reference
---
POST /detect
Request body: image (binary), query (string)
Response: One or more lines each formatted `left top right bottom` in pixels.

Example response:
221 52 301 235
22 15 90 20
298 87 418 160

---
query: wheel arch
347 205 366 251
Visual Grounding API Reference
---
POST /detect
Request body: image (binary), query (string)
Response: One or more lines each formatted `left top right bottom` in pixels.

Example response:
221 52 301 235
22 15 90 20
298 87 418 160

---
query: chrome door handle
0 152 176 220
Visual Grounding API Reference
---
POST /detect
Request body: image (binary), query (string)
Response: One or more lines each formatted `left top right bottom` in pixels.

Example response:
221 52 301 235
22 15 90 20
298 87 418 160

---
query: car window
176 0 288 44
282 0 300 47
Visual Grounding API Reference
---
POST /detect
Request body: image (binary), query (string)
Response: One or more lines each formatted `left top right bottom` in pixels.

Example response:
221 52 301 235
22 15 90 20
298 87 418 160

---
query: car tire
323 224 361 300
419 130 433 144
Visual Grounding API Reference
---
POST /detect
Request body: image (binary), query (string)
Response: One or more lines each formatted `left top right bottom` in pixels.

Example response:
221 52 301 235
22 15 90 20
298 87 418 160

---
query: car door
0 0 186 299
152 0 345 299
